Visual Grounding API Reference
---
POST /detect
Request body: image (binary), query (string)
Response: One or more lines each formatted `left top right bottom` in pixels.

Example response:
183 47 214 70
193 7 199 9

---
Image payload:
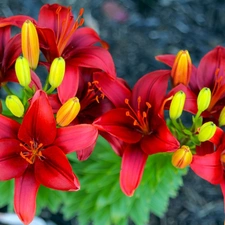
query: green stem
3 85 14 95
171 119 181 131
46 86 55 94
43 74 50 91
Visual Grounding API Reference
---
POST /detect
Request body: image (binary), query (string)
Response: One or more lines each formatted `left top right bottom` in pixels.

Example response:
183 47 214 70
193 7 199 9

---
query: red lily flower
190 133 225 208
156 46 225 118
49 68 131 160
0 4 116 101
0 90 98 225
94 70 180 196
37 4 116 102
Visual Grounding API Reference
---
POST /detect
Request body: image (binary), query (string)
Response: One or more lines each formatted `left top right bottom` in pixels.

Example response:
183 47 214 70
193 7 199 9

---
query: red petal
93 108 142 143
0 25 10 61
30 70 42 90
209 126 224 145
2 34 21 72
58 65 79 104
48 93 61 113
18 90 56 146
166 83 198 114
190 150 223 184
155 54 176 67
38 4 71 34
196 141 214 156
131 70 170 115
93 72 131 107
14 166 40 225
54 124 98 154
120 144 148 196
0 139 27 180
68 47 116 77
35 146 80 191
197 46 225 89
99 131 127 156
0 15 36 28
141 119 179 155
69 27 107 48
0 114 20 139
76 143 96 161
37 27 59 61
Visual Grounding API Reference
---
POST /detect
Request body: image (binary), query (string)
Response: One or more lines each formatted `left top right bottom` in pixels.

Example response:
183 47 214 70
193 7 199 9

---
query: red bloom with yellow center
0 3 116 101
36 4 116 102
0 90 98 225
94 70 180 196
49 69 130 160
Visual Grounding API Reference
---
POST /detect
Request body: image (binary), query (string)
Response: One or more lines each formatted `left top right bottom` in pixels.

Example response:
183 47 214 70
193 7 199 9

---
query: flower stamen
80 81 104 109
56 6 84 55
125 97 151 134
20 141 43 164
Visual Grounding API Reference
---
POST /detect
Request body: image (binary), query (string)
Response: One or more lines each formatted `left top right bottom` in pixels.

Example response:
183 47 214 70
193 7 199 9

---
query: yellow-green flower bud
21 20 39 70
49 57 66 88
6 95 24 117
171 50 192 86
172 145 193 169
197 87 211 113
169 91 186 120
198 121 216 142
56 97 80 127
15 56 31 87
219 106 225 127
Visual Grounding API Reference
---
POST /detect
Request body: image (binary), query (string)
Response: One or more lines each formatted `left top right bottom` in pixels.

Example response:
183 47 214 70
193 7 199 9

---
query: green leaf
0 180 14 210
61 136 187 225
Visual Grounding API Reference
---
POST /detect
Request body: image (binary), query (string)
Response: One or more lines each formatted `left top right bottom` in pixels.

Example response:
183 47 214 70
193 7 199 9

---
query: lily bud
171 50 192 86
197 87 211 113
6 95 24 117
219 106 225 127
21 20 39 69
49 57 66 88
15 56 31 87
198 121 216 142
169 91 186 120
172 145 193 169
56 97 80 127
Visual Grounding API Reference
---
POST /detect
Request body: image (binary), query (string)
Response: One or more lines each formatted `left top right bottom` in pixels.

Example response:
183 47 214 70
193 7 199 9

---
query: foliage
61 136 187 225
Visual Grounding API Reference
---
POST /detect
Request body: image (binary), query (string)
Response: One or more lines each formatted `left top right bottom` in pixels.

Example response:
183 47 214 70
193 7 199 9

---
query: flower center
20 141 44 164
208 68 225 112
80 80 104 110
56 6 84 55
125 96 151 134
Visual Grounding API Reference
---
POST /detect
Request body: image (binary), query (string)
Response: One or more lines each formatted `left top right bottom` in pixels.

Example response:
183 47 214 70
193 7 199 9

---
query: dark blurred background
0 0 224 224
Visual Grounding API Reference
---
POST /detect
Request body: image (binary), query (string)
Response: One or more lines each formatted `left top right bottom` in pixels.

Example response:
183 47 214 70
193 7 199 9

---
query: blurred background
0 0 224 224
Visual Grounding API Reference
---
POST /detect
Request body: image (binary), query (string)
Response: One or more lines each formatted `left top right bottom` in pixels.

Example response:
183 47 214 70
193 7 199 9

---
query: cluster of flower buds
0 3 224 225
